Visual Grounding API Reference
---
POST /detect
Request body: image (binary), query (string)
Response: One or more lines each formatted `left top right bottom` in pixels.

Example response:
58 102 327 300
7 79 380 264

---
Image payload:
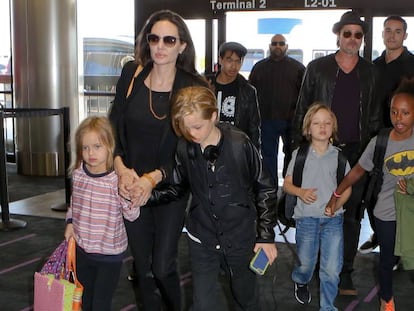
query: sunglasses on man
342 31 364 39
271 41 286 47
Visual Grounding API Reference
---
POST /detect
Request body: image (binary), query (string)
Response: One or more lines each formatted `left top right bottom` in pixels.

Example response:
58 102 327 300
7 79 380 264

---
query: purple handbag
40 240 68 279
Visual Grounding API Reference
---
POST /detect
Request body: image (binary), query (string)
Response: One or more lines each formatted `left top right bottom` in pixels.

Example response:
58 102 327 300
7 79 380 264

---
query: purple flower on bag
40 240 68 279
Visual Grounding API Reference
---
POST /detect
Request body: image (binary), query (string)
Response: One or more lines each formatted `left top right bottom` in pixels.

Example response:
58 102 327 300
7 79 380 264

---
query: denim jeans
292 216 344 311
261 119 292 183
188 237 259 311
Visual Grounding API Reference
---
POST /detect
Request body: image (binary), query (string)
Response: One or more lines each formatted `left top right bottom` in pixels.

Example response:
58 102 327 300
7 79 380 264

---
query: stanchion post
50 107 71 212
63 107 71 205
0 108 27 231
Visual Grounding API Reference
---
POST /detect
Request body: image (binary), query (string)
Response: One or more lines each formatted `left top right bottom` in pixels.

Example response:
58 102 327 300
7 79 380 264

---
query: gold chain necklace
148 73 168 120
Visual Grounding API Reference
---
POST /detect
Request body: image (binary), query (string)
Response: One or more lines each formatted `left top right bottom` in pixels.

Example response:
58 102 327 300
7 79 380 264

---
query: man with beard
292 11 381 297
249 34 305 184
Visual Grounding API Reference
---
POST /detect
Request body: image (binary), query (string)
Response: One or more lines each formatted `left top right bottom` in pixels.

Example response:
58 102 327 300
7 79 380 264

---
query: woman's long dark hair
135 10 197 75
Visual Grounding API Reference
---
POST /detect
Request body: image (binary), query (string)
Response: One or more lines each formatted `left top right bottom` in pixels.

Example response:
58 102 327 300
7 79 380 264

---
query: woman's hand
129 170 162 207
129 176 154 207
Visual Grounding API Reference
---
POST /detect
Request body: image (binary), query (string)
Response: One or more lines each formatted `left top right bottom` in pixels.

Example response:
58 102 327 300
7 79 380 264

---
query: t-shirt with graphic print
358 131 414 221
215 79 238 125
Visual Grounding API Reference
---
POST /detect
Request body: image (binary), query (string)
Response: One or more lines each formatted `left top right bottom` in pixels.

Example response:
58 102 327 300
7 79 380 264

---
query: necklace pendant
148 73 168 120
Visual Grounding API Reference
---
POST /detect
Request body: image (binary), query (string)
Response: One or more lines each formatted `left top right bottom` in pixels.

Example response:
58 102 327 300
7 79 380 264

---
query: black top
109 61 208 185
331 67 360 144
124 86 170 174
374 47 414 127
249 55 305 120
215 79 238 124
210 73 261 149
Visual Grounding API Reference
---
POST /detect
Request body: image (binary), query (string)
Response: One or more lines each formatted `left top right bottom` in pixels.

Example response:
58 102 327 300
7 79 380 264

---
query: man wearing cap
249 34 305 184
292 11 382 301
210 41 261 149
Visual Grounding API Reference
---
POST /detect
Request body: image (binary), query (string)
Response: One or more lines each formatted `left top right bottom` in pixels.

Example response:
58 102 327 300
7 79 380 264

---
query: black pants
340 143 368 273
76 248 122 311
188 238 259 311
124 196 187 311
375 217 398 301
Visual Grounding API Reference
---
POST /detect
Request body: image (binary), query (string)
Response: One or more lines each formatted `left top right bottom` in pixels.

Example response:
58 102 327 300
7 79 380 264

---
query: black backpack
362 128 392 210
277 143 347 232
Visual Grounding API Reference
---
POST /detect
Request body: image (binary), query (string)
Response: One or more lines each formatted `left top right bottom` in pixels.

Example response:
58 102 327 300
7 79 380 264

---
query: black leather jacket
292 53 382 152
152 124 277 251
211 73 261 149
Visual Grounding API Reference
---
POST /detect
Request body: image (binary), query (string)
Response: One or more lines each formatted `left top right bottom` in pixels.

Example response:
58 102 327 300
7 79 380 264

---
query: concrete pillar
11 0 78 176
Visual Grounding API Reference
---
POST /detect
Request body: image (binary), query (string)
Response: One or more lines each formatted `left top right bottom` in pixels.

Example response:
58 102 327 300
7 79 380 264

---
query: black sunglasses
342 31 364 39
271 41 286 47
146 34 179 47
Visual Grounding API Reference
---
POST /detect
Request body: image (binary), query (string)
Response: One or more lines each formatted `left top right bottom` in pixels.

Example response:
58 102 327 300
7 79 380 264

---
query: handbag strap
126 64 143 98
67 237 83 311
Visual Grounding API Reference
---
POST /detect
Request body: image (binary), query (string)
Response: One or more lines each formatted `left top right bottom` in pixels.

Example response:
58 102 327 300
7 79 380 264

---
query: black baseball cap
218 42 247 58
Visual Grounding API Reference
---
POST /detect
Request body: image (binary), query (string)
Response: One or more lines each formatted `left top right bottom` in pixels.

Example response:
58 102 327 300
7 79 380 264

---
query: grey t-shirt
358 131 414 221
286 144 350 218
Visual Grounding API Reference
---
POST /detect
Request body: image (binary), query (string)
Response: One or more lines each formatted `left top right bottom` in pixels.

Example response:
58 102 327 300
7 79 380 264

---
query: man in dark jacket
292 11 382 296
211 41 261 149
359 15 414 255
249 34 305 183
375 16 414 129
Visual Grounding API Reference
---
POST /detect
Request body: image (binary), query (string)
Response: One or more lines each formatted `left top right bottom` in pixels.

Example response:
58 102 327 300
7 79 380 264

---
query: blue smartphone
249 248 269 275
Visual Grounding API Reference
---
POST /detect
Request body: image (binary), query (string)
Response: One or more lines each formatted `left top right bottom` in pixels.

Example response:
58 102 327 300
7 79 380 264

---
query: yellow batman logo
384 150 414 176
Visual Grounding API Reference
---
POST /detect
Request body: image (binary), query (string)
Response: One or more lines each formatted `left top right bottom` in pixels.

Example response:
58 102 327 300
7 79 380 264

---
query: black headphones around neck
202 145 220 162
187 135 223 162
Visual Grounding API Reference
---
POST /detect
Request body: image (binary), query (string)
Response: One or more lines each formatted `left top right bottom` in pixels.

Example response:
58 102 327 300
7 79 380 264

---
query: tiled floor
4 167 413 310
5 190 408 311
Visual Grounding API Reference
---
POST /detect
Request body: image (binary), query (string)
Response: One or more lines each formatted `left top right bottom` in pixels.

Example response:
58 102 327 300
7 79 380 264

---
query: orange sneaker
380 297 395 311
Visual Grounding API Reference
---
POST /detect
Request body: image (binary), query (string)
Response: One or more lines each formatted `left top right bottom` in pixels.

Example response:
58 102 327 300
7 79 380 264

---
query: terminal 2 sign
138 0 408 24
210 0 338 10
208 0 400 11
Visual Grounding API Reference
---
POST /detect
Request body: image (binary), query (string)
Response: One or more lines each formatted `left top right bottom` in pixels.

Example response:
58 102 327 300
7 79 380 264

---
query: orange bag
67 237 83 311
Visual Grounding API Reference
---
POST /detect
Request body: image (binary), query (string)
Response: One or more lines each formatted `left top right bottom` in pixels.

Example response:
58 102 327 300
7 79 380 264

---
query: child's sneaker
339 272 358 295
380 297 395 311
359 234 378 254
294 282 311 304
